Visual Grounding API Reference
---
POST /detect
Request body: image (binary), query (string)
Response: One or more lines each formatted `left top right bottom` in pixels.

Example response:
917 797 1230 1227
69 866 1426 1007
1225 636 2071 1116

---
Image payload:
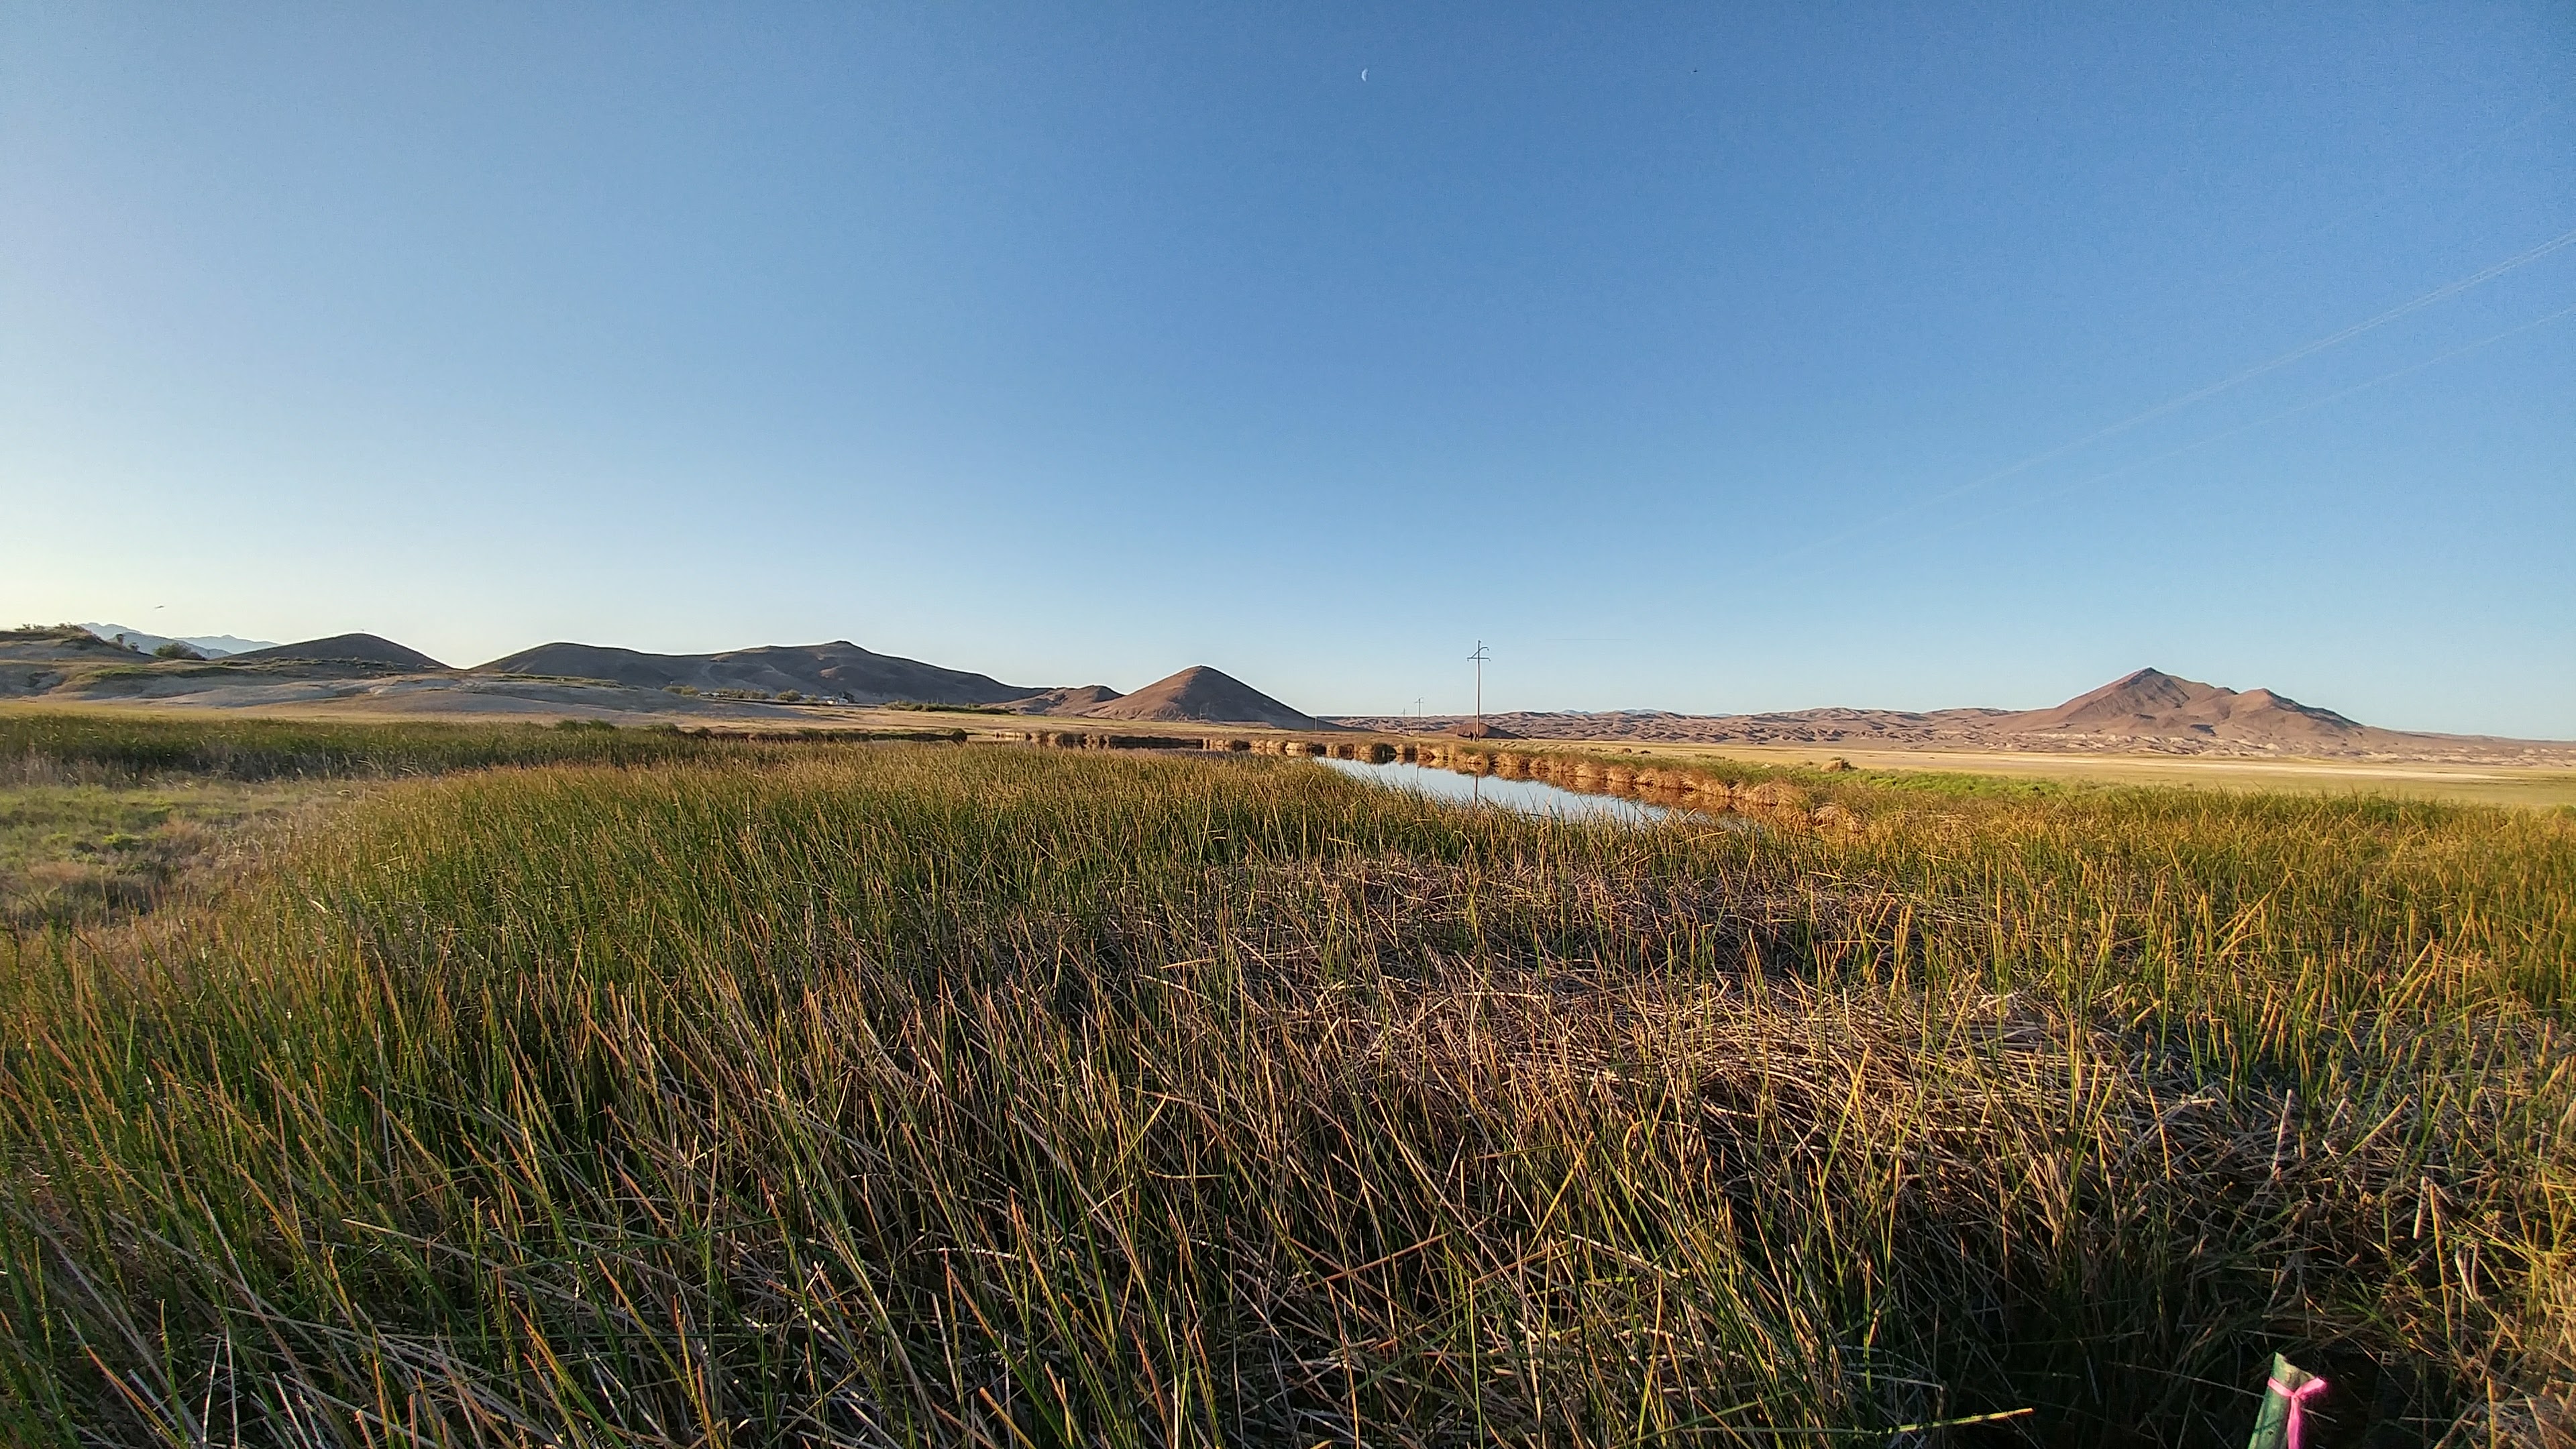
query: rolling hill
1006 684 1125 714
231 634 451 669
2002 667 2368 745
3 626 1334 729
17 623 2551 767
81 625 276 658
477 640 1037 705
1332 668 2569 763
1077 667 1335 731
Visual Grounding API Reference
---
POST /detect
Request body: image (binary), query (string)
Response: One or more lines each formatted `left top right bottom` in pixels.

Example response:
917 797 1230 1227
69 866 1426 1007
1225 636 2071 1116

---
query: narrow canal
1313 756 1677 826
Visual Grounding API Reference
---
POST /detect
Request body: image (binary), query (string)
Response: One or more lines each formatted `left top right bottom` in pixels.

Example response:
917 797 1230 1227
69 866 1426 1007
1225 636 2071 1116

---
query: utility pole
1468 641 1491 735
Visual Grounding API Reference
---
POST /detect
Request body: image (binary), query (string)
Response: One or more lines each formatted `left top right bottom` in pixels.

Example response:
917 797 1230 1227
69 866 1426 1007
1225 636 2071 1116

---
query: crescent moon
1360 68 1368 80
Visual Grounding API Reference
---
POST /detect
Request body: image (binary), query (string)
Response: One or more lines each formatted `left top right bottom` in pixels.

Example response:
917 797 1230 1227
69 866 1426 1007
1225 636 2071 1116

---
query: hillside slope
1331 668 2568 763
82 625 276 658
229 634 450 669
1006 684 1125 714
1998 667 2371 745
477 640 1036 705
1079 667 1334 730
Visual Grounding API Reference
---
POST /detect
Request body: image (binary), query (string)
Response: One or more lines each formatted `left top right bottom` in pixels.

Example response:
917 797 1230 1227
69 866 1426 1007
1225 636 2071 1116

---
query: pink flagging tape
2266 1371 2330 1449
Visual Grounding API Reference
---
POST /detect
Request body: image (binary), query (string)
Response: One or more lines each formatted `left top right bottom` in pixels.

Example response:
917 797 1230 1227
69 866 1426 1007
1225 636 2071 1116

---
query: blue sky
4 3 2570 734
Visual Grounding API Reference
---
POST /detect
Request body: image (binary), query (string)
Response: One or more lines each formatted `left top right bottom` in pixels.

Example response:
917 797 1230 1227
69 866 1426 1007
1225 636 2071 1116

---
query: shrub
889 700 1018 715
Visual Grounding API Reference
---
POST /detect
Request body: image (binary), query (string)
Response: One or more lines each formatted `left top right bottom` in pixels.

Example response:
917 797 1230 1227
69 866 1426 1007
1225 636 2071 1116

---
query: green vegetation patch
0 777 331 929
889 698 1020 714
0 710 734 780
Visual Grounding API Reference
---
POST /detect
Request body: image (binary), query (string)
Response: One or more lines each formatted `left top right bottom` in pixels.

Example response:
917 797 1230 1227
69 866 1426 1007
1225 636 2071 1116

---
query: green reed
0 712 747 782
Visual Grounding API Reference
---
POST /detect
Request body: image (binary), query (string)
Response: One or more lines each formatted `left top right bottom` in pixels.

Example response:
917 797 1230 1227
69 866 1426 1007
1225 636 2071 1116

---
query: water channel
1315 756 1678 826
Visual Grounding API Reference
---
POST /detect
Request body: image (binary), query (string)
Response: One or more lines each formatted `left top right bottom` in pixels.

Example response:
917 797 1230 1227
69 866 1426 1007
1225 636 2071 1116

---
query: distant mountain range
1332 668 2570 763
81 624 277 658
481 639 1036 705
11 626 2562 762
475 639 1324 725
3 627 1327 731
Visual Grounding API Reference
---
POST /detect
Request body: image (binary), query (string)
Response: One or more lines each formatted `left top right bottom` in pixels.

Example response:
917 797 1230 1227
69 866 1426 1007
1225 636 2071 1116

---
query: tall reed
1 741 2567 1444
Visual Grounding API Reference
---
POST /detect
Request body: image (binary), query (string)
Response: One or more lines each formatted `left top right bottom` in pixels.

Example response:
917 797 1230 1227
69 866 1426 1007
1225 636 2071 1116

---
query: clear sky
5 4 2571 735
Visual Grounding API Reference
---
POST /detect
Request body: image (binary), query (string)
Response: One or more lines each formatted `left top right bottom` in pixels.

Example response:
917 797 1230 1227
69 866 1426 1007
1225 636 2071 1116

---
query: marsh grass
0 775 336 930
0 712 746 783
0 731 2568 1446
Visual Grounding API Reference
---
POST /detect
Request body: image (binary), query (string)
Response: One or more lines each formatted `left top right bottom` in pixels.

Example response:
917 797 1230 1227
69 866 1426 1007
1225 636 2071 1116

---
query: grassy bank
1603 740 2576 812
0 713 768 933
0 711 744 782
0 727 2569 1444
0 775 335 930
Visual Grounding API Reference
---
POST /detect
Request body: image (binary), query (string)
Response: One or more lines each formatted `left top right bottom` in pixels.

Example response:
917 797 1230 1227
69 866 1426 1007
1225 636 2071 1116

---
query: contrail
2206 97 2561 290
1798 221 2576 555
1909 297 2576 539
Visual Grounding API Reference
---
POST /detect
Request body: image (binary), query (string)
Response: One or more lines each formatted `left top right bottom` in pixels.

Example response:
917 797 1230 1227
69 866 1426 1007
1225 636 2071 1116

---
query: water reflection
1316 757 1675 826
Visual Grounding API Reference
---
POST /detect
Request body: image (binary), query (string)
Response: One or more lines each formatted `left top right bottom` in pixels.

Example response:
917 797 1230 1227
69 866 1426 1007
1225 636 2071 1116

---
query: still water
1315 757 1675 826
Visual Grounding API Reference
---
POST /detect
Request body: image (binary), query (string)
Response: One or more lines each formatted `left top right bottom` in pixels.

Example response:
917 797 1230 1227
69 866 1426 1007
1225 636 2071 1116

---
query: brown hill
476 640 1034 706
0 627 148 695
1006 684 1124 714
1330 668 2565 763
1999 667 2367 744
230 634 449 669
1077 667 1333 731
0 627 149 663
